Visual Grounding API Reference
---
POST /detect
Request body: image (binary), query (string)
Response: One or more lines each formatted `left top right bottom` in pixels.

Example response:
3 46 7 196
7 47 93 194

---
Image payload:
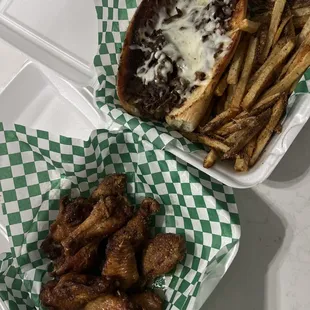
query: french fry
224 118 258 146
262 52 310 99
272 16 292 46
292 7 310 17
230 36 258 110
225 85 236 110
242 40 294 111
182 132 230 153
247 37 290 90
257 23 269 66
222 109 272 159
261 0 287 62
250 95 287 166
198 97 215 130
298 16 310 46
201 108 239 134
274 123 283 134
279 36 310 79
293 15 310 28
227 39 248 85
217 93 281 136
284 8 296 43
234 137 257 172
291 1 310 10
249 93 282 115
215 72 228 96
203 149 218 169
238 19 261 33
217 116 257 136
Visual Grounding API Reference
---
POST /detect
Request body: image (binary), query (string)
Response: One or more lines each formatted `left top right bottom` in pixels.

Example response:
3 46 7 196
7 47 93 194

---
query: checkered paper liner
94 0 310 152
0 123 240 310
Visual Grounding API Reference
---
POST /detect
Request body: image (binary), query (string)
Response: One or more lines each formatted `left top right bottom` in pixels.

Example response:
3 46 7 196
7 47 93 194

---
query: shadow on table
201 189 291 310
268 119 310 186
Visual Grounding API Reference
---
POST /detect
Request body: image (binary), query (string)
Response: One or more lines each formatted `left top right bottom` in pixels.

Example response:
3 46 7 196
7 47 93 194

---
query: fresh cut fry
257 23 269 65
298 16 310 46
293 15 310 28
227 39 248 85
182 132 230 153
292 7 310 17
201 108 239 134
203 149 218 169
262 52 310 98
238 19 261 33
216 116 257 136
242 40 294 111
222 109 272 159
272 15 292 46
225 84 236 110
261 0 287 62
234 137 257 172
215 72 228 96
250 95 288 166
247 37 289 90
230 36 258 110
279 36 310 79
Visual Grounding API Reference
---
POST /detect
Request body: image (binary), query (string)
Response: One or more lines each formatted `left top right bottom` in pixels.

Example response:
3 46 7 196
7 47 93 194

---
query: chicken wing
103 239 139 290
52 241 99 276
41 196 93 259
110 198 160 250
91 174 127 201
85 293 137 310
130 291 163 310
62 195 133 255
40 273 115 310
102 198 160 289
142 233 186 279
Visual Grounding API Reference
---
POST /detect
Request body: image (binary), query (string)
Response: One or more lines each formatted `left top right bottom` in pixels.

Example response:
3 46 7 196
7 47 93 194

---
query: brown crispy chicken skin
142 233 186 279
41 196 93 259
103 239 139 290
102 198 160 288
40 273 115 310
52 241 99 276
85 293 137 310
130 291 163 310
111 198 161 250
91 174 127 201
62 195 133 255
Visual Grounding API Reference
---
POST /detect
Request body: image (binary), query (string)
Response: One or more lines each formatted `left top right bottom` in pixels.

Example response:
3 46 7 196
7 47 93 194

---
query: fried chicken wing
62 195 133 255
130 291 163 310
40 273 115 310
52 241 99 276
111 198 160 250
142 233 186 279
91 174 127 201
103 239 139 290
102 198 160 289
85 293 137 310
41 196 93 259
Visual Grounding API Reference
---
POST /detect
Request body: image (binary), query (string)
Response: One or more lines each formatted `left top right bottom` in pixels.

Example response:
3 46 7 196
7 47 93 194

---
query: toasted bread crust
118 0 248 130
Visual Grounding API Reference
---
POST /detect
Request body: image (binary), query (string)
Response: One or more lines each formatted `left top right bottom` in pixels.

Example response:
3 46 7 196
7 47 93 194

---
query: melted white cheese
136 0 232 91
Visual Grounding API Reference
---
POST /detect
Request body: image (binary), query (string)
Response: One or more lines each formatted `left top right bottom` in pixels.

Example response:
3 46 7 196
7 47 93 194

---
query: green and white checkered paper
0 123 240 309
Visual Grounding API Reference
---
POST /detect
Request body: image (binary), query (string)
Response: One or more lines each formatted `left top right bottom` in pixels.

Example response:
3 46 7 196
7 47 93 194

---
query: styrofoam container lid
0 0 98 87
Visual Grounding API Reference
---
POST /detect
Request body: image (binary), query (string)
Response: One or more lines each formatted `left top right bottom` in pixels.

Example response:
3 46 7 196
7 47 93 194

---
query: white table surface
1 38 310 310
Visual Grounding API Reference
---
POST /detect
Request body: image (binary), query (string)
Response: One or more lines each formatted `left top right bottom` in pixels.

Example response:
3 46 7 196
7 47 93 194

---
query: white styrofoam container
0 1 240 309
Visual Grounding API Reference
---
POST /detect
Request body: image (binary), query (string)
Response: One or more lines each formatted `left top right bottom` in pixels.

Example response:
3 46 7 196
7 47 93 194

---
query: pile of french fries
184 0 310 172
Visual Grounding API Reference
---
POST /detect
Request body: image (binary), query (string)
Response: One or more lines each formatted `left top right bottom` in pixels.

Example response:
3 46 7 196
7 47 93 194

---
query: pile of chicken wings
40 174 186 310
